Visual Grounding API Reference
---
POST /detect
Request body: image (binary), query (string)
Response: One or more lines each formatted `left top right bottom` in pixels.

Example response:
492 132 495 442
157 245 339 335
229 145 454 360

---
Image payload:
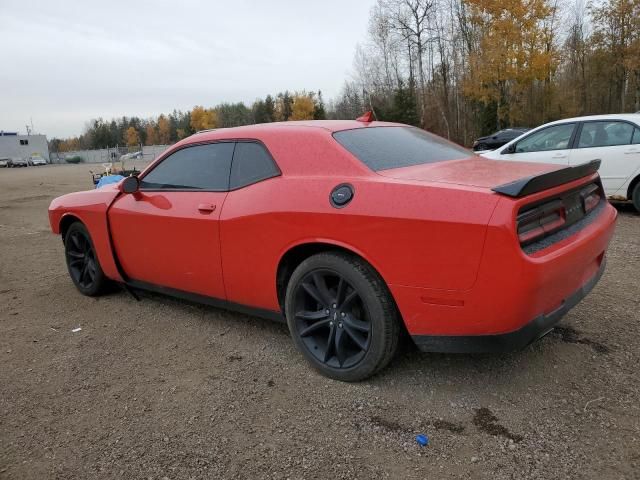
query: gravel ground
1 163 639 479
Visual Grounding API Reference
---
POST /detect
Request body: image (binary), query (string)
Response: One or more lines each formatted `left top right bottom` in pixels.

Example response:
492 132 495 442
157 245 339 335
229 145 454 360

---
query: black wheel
475 143 488 151
64 222 109 296
632 182 640 213
285 252 400 381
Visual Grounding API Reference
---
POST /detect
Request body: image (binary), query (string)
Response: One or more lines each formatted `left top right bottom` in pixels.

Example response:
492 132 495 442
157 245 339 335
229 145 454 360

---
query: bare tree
380 0 438 125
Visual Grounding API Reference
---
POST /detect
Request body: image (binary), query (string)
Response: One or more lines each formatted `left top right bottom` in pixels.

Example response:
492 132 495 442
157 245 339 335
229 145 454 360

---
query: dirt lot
1 163 639 479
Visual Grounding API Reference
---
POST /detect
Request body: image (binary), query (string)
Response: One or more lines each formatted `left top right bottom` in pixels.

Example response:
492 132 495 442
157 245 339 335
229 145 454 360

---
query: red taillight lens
517 181 602 250
517 200 566 245
581 184 601 213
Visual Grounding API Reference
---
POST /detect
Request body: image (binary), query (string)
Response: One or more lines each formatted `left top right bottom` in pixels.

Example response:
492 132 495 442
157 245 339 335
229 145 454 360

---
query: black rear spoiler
492 159 601 198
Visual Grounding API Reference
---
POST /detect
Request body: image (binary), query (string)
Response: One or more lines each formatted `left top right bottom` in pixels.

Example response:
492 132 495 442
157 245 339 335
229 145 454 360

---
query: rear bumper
412 257 606 353
390 181 617 341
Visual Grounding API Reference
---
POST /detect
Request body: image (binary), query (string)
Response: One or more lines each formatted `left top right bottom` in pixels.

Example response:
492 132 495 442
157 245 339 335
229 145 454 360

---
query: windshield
333 126 471 171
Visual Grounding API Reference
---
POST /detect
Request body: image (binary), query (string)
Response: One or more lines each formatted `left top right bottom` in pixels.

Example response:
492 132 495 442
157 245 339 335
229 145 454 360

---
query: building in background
0 131 50 162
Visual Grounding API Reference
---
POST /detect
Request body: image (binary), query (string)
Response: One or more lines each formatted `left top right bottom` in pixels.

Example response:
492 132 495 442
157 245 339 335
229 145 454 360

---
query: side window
229 142 280 189
632 127 640 145
514 124 575 153
140 142 234 190
578 121 634 148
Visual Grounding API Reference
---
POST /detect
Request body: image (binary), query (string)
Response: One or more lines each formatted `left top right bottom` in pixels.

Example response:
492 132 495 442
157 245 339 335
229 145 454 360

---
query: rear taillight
516 181 603 249
517 199 566 245
580 184 601 213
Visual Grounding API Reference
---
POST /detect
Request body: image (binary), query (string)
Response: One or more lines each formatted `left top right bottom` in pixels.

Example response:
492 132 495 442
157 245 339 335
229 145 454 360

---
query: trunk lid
377 157 563 189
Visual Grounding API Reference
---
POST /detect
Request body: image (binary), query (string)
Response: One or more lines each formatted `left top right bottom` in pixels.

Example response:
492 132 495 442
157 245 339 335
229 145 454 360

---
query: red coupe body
49 120 617 356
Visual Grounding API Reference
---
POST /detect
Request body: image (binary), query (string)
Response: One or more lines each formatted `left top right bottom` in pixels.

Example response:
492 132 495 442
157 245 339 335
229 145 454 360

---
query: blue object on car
415 434 429 447
96 175 125 189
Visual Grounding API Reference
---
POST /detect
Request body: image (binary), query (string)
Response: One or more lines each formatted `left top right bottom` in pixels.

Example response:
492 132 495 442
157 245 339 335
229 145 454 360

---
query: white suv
480 114 640 211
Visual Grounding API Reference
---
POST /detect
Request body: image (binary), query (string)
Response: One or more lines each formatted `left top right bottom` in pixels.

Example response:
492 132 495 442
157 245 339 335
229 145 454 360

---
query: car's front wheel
64 222 110 296
285 252 400 381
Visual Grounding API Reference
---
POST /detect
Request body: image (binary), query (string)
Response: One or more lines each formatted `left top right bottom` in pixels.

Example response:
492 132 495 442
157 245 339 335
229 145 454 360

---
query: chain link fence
49 144 169 164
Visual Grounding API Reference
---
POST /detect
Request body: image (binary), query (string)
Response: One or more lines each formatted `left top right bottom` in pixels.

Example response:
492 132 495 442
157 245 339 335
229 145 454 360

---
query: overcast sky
0 0 376 138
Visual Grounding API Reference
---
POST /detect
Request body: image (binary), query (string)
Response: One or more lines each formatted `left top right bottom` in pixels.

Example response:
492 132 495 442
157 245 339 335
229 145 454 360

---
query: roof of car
192 119 403 137
546 113 640 124
153 120 410 177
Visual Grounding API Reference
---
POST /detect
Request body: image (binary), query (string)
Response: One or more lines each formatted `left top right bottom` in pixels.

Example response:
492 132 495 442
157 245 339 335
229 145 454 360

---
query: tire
632 182 640 213
64 222 110 296
285 252 400 382
475 143 488 151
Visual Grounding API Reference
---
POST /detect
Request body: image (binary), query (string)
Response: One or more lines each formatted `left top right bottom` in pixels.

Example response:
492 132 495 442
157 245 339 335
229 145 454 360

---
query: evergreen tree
388 80 419 126
313 90 326 120
252 99 269 123
282 91 293 120
217 102 252 127
264 94 275 122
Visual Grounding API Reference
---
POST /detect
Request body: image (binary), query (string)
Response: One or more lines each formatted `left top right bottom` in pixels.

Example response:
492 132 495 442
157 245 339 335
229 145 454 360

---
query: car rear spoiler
492 159 601 198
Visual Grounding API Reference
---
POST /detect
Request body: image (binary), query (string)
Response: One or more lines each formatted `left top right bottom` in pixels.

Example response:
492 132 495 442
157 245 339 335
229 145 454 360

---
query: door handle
624 149 640 155
552 153 567 158
197 203 216 213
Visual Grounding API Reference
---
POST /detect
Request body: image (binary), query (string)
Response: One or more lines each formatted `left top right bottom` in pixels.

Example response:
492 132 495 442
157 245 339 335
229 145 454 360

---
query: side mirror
120 175 140 194
503 144 516 154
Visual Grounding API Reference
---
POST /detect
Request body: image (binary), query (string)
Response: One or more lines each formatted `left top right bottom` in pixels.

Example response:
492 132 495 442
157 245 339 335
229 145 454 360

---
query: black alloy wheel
285 252 400 381
64 222 109 296
293 269 371 369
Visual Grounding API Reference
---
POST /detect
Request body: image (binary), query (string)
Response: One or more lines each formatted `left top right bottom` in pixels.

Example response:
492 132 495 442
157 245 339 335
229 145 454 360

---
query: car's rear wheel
285 252 400 381
64 222 109 296
632 182 640 213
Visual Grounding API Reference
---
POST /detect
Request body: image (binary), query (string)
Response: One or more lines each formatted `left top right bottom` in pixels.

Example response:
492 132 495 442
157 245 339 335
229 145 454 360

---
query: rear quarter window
230 142 280 189
333 126 470 171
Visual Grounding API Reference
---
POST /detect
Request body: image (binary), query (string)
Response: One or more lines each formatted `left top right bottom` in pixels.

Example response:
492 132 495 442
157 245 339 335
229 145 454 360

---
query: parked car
473 128 529 151
480 114 640 211
0 157 11 168
48 117 617 381
29 155 47 166
10 157 28 168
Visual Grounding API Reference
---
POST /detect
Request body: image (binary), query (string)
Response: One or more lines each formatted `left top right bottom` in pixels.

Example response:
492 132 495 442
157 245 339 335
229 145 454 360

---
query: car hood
377 157 563 189
49 183 121 211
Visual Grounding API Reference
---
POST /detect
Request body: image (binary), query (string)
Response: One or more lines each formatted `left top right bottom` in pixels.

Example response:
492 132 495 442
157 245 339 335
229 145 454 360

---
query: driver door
108 142 235 299
500 123 576 165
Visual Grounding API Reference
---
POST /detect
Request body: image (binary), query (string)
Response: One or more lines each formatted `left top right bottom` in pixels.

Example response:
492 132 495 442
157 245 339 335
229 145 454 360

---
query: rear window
333 126 470 171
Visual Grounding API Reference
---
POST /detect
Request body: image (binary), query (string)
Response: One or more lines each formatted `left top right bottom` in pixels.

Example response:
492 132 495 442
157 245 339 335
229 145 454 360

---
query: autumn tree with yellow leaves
145 122 158 146
190 106 218 131
463 0 559 128
124 126 140 147
290 94 316 120
157 115 171 145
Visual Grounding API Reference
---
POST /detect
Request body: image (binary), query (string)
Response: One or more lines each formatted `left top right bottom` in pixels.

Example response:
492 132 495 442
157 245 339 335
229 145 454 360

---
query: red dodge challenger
49 117 617 381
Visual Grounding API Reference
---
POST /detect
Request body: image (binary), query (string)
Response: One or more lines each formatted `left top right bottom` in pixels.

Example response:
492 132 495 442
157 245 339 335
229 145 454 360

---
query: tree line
50 91 326 152
51 0 640 152
345 0 640 146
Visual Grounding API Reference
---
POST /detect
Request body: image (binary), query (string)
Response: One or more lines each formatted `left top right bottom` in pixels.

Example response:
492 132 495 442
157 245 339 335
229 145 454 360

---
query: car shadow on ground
114 286 583 389
610 201 638 216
